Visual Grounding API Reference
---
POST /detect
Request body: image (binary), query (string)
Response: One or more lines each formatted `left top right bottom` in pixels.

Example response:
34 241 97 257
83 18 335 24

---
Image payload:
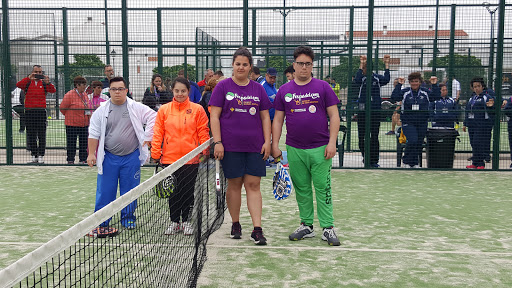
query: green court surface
1 166 512 287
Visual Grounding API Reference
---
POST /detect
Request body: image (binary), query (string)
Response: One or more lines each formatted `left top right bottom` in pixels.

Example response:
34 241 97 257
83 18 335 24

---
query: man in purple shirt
272 46 341 246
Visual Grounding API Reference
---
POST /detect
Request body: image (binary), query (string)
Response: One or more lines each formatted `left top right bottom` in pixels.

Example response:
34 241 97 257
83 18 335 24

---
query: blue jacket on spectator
463 92 495 128
355 69 390 110
430 96 458 127
189 81 202 103
391 83 440 125
261 79 277 121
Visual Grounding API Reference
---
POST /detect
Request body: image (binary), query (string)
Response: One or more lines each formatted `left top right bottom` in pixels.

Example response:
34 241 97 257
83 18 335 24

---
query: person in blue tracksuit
354 54 391 167
391 72 440 168
503 97 512 168
261 67 278 122
430 83 458 128
462 77 495 169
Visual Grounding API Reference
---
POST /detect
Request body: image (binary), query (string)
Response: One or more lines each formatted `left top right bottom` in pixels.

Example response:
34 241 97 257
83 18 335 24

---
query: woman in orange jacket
60 76 93 164
151 77 210 236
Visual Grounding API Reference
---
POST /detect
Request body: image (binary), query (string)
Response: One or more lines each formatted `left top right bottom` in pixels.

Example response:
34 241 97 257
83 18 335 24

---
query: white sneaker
182 221 194 236
164 222 180 235
28 156 38 163
38 156 44 164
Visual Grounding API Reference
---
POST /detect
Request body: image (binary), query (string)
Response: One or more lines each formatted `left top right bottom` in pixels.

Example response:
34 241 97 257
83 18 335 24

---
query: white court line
2 242 512 257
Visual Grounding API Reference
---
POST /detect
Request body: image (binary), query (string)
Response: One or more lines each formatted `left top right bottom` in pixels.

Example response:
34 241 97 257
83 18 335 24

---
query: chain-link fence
1 0 511 169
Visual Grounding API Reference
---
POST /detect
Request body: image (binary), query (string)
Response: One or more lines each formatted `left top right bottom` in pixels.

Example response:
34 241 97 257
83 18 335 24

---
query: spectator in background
250 66 264 83
430 83 458 128
209 47 272 245
87 77 157 236
197 69 214 94
261 67 277 122
330 78 340 102
385 78 402 135
88 80 108 110
354 54 391 168
462 77 495 169
60 76 92 164
16 65 56 164
11 87 26 133
213 70 224 80
100 65 115 89
391 72 440 168
503 96 512 168
177 69 202 103
151 77 210 236
284 65 295 82
142 74 172 111
451 75 461 101
199 78 219 120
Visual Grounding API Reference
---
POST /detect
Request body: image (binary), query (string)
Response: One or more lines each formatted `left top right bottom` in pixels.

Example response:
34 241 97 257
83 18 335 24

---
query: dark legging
167 164 199 223
357 111 381 165
65 125 89 162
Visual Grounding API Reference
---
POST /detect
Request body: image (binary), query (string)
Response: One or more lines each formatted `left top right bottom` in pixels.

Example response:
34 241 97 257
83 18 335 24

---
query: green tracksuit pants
286 145 334 228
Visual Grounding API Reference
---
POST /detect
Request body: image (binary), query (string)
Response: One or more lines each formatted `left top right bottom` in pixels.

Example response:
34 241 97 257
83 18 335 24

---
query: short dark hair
232 47 253 66
91 80 103 88
214 70 224 77
252 67 261 75
73 76 87 87
470 77 486 89
284 65 294 75
408 72 423 83
104 64 112 71
172 77 191 91
32 65 42 69
439 83 446 89
110 76 126 87
293 45 315 61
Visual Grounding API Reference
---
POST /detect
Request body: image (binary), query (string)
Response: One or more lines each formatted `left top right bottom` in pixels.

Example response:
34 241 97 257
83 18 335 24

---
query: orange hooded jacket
151 97 210 164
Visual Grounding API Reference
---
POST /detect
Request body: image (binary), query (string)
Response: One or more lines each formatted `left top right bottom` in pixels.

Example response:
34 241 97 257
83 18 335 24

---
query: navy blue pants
95 149 140 227
468 124 488 167
402 122 427 166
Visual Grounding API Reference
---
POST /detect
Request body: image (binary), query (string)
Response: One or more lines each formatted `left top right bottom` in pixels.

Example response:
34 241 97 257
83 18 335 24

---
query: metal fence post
364 1 374 169
105 0 110 64
157 9 163 76
62 8 70 92
121 0 129 84
346 6 354 152
2 0 13 164
492 0 506 170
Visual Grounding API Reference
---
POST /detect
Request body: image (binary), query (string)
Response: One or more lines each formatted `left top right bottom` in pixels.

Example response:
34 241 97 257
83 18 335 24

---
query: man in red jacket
16 65 56 163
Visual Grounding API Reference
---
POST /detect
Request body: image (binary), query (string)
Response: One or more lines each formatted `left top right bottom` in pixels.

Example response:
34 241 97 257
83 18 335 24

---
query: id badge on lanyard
412 104 419 111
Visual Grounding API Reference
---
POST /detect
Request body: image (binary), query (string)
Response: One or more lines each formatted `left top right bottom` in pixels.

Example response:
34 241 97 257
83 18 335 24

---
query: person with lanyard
60 76 94 164
151 77 210 236
142 74 172 111
88 80 108 110
462 77 495 169
430 83 458 128
391 72 440 168
271 45 341 246
502 94 512 169
354 54 391 168
209 47 272 245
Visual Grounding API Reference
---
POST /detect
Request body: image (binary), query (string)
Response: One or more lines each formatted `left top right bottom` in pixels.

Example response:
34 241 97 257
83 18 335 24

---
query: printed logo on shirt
234 108 247 113
291 108 306 113
284 92 320 103
308 105 317 114
122 111 130 118
134 169 141 180
225 91 261 103
186 109 192 114
249 107 256 115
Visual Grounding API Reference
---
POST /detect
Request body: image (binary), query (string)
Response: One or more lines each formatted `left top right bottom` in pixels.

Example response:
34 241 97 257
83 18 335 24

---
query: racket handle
215 160 221 191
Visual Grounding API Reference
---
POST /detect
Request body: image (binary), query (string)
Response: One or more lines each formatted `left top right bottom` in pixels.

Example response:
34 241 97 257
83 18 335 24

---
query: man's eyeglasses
110 88 127 92
295 62 313 68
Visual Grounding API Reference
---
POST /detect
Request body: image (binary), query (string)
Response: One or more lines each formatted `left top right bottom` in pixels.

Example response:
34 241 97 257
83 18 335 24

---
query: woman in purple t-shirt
209 47 272 245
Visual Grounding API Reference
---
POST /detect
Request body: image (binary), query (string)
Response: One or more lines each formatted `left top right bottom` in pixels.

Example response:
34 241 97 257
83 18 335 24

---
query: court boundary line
2 241 512 257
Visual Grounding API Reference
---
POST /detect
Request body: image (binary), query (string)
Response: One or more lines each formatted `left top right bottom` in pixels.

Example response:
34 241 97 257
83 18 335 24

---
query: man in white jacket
87 77 156 237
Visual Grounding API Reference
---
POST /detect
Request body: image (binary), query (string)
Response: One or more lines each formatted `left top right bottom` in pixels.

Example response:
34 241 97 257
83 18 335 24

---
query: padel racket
215 159 223 210
153 163 175 199
272 158 292 200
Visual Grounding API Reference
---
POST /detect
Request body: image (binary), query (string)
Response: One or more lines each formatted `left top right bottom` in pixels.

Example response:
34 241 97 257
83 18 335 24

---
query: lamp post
111 49 116 74
483 2 498 89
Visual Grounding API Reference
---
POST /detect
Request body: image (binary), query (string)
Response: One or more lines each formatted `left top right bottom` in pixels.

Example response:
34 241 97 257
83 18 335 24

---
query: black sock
309 225 313 230
253 226 262 231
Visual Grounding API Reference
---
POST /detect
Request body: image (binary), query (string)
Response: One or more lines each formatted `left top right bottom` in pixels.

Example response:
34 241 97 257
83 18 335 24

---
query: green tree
266 56 292 72
330 56 385 89
152 63 197 84
59 54 105 89
426 54 485 101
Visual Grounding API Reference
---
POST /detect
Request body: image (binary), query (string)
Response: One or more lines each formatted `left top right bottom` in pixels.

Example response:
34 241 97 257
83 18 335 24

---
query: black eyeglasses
295 62 313 67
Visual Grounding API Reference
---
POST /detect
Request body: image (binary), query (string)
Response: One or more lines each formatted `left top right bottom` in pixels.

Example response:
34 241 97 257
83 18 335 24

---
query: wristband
213 141 222 146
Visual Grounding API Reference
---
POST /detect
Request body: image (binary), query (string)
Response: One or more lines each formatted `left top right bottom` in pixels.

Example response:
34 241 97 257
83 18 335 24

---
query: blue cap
266 67 277 76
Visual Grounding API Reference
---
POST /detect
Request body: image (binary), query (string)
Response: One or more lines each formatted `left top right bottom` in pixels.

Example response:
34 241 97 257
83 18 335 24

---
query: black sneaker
230 222 242 239
289 223 315 241
251 228 267 245
322 227 341 246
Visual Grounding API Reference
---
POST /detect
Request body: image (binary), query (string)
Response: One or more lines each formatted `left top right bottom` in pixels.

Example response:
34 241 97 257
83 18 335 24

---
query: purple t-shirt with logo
209 78 273 153
274 78 339 149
